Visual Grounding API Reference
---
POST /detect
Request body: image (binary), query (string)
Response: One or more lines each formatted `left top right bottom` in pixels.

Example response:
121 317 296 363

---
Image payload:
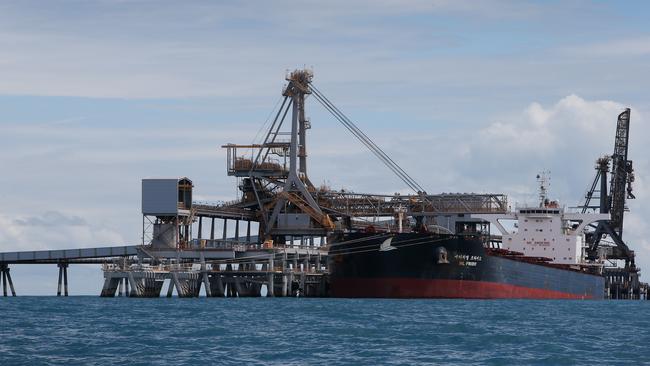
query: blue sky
1 0 650 294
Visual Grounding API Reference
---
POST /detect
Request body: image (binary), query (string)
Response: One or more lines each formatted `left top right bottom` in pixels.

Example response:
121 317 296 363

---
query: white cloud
473 94 627 160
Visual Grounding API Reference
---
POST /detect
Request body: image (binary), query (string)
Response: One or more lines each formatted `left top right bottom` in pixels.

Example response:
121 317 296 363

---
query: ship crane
580 108 636 267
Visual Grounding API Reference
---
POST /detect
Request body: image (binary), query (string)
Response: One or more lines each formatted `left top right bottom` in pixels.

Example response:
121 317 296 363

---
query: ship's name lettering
454 254 482 261
454 254 482 266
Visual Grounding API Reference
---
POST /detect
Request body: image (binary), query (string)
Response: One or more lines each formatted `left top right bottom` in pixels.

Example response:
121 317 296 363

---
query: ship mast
537 171 550 208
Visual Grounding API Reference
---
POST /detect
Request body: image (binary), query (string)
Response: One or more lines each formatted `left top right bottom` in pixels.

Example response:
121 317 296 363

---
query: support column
288 272 294 297
233 276 244 297
2 268 6 297
172 272 184 297
166 278 174 297
100 276 118 297
6 267 16 296
63 264 69 296
222 219 228 240
299 272 306 297
210 218 215 242
267 256 275 297
57 264 63 296
235 220 240 241
128 272 141 297
198 217 203 240
282 274 288 297
214 274 225 297
228 280 237 297
202 272 212 297
200 252 211 297
246 221 251 243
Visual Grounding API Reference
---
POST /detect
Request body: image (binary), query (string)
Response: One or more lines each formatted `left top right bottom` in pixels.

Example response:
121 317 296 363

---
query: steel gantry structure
220 69 508 243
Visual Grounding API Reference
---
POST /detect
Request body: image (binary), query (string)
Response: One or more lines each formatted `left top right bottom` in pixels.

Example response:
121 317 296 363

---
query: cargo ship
328 178 609 299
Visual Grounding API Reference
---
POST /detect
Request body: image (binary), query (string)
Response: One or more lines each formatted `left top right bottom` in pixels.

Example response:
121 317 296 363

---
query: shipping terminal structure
0 69 646 299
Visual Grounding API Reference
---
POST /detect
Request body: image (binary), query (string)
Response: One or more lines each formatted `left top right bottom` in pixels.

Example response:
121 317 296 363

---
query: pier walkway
0 245 140 297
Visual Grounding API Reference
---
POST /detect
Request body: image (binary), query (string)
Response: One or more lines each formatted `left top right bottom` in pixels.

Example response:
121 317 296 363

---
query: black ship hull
328 233 605 299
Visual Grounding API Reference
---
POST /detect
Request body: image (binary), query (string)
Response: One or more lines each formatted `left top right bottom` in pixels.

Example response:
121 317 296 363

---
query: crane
581 108 636 267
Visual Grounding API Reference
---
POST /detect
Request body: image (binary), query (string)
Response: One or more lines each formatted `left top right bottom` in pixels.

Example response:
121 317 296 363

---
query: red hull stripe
331 278 595 299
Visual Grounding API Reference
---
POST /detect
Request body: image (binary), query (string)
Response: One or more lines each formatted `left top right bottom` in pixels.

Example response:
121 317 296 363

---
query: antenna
537 170 550 207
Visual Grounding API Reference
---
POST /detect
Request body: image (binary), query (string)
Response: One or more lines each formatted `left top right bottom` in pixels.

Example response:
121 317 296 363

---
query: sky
1 0 649 294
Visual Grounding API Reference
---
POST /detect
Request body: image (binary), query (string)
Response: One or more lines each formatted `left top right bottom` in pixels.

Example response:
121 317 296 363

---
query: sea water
1 297 649 365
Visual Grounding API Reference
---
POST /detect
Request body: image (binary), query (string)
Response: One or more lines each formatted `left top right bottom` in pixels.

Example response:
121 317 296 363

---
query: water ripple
1 297 649 365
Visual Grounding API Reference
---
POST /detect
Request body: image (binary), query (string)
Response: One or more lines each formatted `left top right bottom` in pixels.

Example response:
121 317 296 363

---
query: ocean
1 297 649 365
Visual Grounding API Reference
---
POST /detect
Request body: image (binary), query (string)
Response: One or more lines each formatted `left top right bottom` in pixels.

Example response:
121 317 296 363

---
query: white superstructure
475 174 609 265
